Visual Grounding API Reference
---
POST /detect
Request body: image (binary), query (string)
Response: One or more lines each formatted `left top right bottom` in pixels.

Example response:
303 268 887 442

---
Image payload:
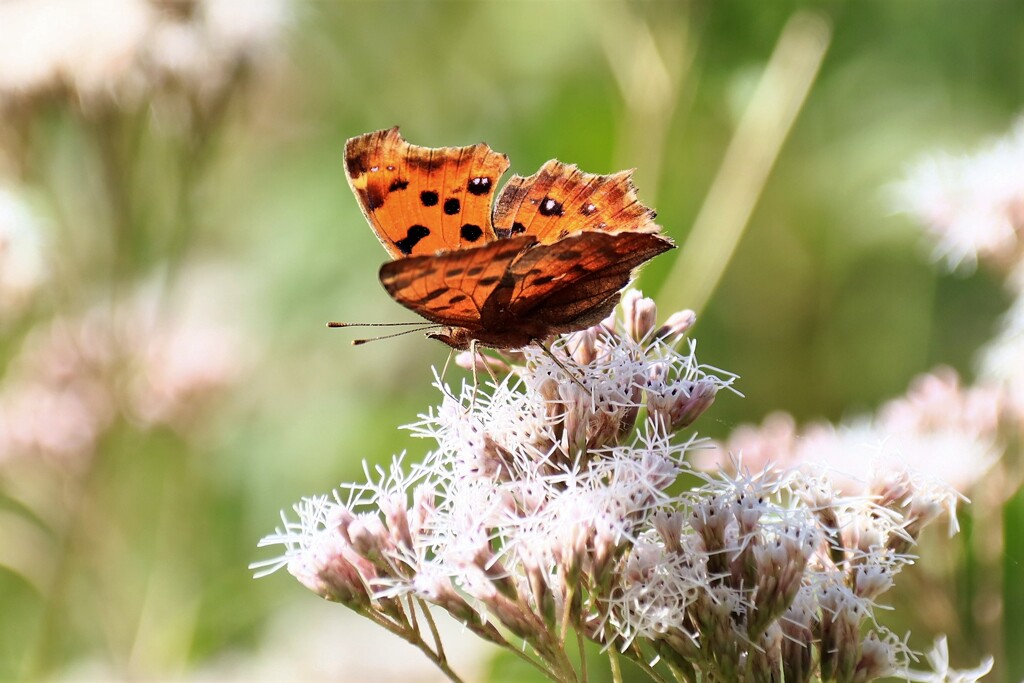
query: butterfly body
345 127 674 351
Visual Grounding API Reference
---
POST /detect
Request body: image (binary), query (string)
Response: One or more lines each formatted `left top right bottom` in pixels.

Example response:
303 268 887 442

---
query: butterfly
343 127 674 351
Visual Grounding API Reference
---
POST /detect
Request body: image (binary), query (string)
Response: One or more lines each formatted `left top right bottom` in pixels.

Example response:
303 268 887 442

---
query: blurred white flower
0 185 47 315
895 117 1024 271
146 0 289 108
980 287 1024 421
901 636 994 683
0 0 151 104
700 367 1003 496
0 0 288 112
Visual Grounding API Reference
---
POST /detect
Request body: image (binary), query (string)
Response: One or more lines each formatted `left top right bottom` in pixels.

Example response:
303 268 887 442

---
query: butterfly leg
478 349 500 386
468 339 481 411
439 346 456 384
534 339 592 398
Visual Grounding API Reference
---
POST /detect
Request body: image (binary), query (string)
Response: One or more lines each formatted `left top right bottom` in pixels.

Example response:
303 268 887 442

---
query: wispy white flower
0 0 151 103
901 636 994 683
895 117 1024 271
701 367 1002 496
256 292 969 682
0 0 288 114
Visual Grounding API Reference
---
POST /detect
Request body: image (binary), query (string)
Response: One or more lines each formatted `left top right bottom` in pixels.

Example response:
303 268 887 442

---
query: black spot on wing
395 225 431 255
467 177 492 195
359 187 386 211
460 224 483 242
414 288 449 304
539 197 563 217
466 265 485 277
444 198 461 215
389 179 409 192
345 153 367 177
420 191 439 207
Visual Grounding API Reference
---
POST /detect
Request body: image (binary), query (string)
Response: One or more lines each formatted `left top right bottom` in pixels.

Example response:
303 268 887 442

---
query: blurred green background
0 0 1021 680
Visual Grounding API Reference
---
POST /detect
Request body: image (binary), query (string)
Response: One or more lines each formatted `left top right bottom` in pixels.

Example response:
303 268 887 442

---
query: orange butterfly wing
345 127 509 258
492 161 659 243
495 231 675 329
347 129 673 350
378 235 537 328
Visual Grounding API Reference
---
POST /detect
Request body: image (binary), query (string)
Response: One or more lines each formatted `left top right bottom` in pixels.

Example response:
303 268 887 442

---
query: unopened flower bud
622 291 658 342
654 309 697 341
567 328 599 366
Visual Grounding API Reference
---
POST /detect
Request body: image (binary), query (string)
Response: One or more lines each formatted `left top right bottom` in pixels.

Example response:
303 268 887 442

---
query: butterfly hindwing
499 231 675 328
379 235 538 328
345 127 509 258
492 160 659 244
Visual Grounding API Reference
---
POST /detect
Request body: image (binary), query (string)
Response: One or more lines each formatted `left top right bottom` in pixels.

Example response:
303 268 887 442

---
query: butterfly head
427 326 539 351
427 327 475 351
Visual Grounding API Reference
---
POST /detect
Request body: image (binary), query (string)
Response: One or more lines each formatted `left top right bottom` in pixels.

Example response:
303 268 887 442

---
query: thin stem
658 10 832 317
630 657 671 683
560 583 576 646
664 659 688 683
503 642 565 682
360 609 466 683
609 647 624 683
405 594 420 632
577 629 589 683
416 597 448 665
663 663 688 683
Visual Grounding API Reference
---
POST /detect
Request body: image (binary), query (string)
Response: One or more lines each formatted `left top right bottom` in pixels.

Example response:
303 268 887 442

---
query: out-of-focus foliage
0 0 1020 681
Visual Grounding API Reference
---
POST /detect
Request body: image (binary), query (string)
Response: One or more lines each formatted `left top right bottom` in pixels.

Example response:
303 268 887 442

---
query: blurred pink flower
895 117 1024 271
0 273 245 464
700 368 1004 495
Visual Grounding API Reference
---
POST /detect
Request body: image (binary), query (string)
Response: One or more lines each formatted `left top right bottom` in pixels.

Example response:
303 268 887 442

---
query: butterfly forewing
345 127 508 258
492 160 659 244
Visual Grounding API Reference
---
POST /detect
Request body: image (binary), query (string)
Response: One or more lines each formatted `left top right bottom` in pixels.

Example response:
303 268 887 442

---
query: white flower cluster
256 292 980 682
0 0 288 114
895 117 1024 271
703 367 1003 501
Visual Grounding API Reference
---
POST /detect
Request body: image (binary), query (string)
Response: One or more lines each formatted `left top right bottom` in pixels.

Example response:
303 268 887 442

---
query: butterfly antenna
351 325 438 345
327 321 430 328
535 340 592 397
